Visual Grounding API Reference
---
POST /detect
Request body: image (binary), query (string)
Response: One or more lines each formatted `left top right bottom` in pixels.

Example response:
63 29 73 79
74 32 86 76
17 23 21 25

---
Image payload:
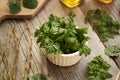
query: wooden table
0 0 120 80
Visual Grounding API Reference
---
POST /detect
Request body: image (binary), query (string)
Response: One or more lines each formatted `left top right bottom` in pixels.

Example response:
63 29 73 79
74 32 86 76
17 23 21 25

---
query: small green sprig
85 9 120 42
27 73 46 80
105 45 120 57
87 55 112 80
9 0 21 14
35 12 91 56
79 44 91 56
23 0 38 9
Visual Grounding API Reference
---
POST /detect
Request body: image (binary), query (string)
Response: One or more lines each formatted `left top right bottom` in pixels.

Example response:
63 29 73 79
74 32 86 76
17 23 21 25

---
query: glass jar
98 0 112 3
60 0 83 8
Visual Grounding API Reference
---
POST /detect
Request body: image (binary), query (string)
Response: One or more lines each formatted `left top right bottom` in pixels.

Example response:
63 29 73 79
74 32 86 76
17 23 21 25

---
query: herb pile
87 55 112 80
28 73 46 80
35 13 91 56
105 45 120 57
23 0 38 9
9 0 21 14
8 0 38 14
85 9 120 42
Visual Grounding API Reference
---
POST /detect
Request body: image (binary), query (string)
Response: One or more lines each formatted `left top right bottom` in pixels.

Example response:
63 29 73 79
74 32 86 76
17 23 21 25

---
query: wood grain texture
0 0 120 80
0 0 48 22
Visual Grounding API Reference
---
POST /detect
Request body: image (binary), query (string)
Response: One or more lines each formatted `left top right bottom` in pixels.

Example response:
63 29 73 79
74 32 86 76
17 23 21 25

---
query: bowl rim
61 51 79 56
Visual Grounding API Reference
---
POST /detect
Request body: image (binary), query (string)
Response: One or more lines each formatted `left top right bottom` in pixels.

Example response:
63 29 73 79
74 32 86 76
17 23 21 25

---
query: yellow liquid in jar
98 0 112 3
60 0 83 8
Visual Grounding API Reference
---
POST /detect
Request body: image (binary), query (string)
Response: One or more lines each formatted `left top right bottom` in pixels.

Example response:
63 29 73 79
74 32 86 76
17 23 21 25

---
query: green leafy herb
35 12 91 56
23 0 38 9
87 55 112 80
79 44 91 56
27 73 46 80
10 0 17 4
85 9 120 42
105 45 120 57
9 0 21 14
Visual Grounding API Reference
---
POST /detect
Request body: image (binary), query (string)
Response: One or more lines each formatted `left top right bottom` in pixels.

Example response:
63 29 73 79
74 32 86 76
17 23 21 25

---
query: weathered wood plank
0 18 48 79
0 20 23 80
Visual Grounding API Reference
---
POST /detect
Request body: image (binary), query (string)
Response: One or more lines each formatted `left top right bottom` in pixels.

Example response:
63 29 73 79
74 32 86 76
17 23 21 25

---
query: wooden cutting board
0 0 48 22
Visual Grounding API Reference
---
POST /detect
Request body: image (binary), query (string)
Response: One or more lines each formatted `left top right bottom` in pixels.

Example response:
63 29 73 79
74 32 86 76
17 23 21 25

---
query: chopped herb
35 12 91 56
23 0 38 9
85 9 120 42
27 73 46 80
87 55 112 80
105 45 120 57
9 0 21 14
79 44 91 56
10 0 17 4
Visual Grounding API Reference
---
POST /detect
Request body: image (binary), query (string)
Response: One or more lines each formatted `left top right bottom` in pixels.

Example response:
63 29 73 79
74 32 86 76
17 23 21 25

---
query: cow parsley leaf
105 45 120 57
27 73 46 80
87 55 112 80
85 9 120 42
35 13 91 56
9 0 21 14
23 0 38 9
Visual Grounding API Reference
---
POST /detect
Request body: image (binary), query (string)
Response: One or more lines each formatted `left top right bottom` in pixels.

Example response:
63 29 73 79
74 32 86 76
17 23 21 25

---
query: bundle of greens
105 45 120 57
85 9 120 42
23 0 38 9
27 73 46 80
9 0 21 14
87 55 112 80
35 12 91 56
